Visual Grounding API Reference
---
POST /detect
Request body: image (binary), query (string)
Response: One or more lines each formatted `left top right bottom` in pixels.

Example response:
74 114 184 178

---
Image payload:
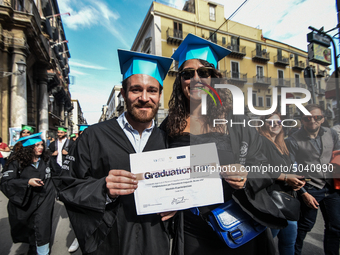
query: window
266 96 271 107
209 5 216 21
231 61 239 78
210 32 217 43
257 66 264 82
256 43 262 56
231 36 239 52
278 70 284 86
277 49 282 61
295 74 300 87
222 37 226 45
294 54 299 66
252 93 257 106
258 97 264 107
173 22 183 39
172 48 179 71
257 66 263 77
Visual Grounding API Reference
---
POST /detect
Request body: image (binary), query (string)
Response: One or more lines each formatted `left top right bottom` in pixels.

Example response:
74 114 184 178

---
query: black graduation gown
49 138 73 164
56 119 171 255
0 159 56 246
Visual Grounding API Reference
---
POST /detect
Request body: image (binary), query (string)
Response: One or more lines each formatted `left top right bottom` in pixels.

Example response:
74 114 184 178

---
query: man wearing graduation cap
21 125 35 137
57 50 174 255
49 126 73 167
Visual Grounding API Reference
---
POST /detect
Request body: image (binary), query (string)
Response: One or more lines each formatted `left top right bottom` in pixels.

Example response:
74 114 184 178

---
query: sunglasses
302 115 323 122
179 67 213 80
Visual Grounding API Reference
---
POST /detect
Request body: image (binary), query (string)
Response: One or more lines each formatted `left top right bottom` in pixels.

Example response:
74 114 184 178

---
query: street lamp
46 12 71 19
51 40 68 48
0 60 26 78
49 95 55 103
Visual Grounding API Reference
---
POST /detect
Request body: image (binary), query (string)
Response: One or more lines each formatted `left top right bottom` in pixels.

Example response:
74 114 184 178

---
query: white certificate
130 143 223 215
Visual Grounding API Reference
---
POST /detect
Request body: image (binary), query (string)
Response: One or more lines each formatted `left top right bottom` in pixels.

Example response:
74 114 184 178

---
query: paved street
0 191 81 255
0 190 326 255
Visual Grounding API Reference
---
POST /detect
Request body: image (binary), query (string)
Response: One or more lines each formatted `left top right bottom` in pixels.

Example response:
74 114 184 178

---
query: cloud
58 0 129 47
70 60 108 70
69 69 87 76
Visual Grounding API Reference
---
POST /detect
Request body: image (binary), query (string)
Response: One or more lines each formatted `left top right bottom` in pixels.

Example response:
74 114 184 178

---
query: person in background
78 124 90 136
1 133 55 255
285 104 340 255
66 127 89 253
20 125 35 137
46 136 52 147
13 125 36 154
258 112 305 255
49 126 73 167
0 136 10 168
332 121 340 140
55 50 175 255
69 134 77 142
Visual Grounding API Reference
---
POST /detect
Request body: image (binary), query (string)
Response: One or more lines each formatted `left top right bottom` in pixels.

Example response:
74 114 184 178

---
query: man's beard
126 101 159 123
305 125 320 133
58 135 66 140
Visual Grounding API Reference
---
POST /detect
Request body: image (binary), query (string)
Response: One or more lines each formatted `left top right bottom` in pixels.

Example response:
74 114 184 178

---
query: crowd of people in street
1 34 340 255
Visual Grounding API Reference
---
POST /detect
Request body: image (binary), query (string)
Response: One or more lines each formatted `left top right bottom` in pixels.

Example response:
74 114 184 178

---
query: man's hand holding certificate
130 143 224 215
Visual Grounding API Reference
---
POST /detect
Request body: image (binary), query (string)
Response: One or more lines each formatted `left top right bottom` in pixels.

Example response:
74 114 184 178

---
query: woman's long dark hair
5 140 49 171
167 59 232 136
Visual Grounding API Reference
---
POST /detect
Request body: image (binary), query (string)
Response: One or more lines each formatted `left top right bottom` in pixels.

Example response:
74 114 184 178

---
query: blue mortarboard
17 132 43 147
78 124 89 132
118 49 173 86
172 33 231 69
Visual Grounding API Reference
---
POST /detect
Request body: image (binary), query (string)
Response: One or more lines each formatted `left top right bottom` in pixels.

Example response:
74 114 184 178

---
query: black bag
270 190 300 221
206 199 267 249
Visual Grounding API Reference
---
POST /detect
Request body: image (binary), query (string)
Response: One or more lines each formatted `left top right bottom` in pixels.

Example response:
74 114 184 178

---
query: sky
57 0 338 124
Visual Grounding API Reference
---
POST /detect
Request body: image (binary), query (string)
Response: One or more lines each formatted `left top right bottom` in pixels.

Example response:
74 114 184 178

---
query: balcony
293 82 307 89
226 71 247 84
226 44 246 58
253 75 271 86
274 55 289 66
166 28 187 45
292 61 305 71
252 49 270 63
317 69 326 77
275 78 290 87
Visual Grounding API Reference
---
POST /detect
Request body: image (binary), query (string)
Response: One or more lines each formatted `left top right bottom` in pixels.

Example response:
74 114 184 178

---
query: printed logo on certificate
130 143 224 215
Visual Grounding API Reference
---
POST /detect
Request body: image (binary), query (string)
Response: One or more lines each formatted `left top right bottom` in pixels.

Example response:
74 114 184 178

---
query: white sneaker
68 238 79 253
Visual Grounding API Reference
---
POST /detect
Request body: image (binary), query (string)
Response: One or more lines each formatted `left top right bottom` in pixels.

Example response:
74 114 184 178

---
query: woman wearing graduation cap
0 133 55 255
161 34 287 254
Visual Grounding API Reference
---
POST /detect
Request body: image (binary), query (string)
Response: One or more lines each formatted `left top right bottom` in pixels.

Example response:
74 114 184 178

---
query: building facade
131 0 331 124
68 99 87 135
0 0 71 143
105 85 122 120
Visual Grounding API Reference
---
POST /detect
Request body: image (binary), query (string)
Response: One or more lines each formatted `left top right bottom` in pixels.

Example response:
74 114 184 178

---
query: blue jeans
37 243 49 255
295 183 340 255
0 157 6 168
271 220 297 255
